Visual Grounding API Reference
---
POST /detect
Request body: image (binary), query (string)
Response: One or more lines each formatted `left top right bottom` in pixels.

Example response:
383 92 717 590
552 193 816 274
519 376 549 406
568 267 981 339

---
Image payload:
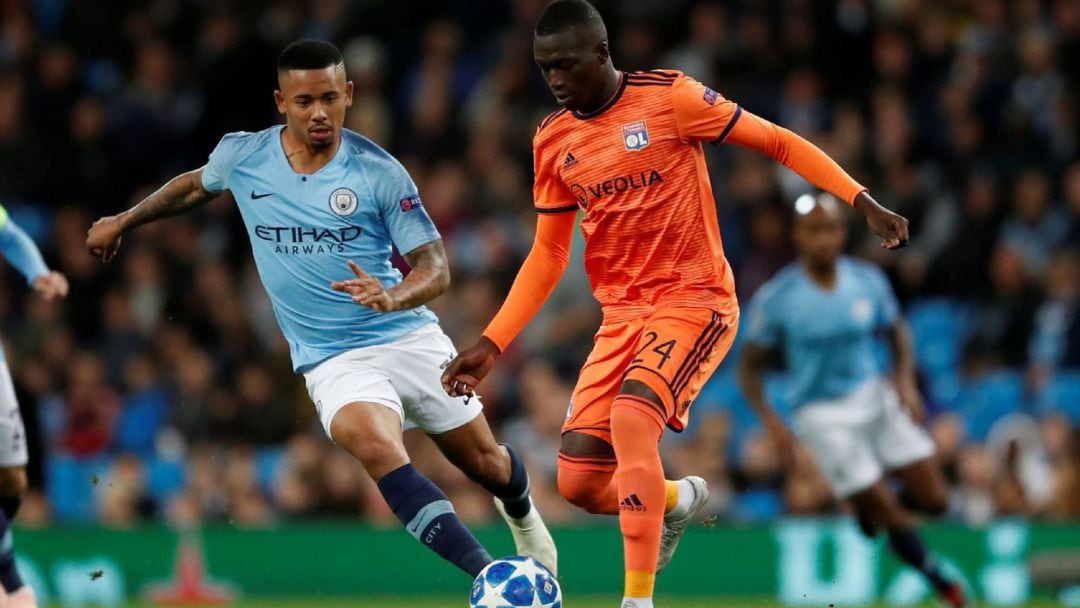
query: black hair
535 0 606 37
277 39 343 72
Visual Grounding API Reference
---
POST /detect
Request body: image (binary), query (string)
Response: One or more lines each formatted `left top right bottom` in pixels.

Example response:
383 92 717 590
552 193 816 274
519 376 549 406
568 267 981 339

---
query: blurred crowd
0 0 1077 528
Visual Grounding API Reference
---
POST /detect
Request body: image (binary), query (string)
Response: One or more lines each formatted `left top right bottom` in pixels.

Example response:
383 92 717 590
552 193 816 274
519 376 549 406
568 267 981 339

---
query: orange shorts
563 304 739 443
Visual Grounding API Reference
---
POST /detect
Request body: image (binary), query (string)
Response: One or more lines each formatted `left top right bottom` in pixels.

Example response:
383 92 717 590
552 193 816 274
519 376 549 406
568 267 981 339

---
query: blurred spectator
1029 250 1080 387
998 168 1069 277
1063 162 1080 246
929 168 1002 298
962 245 1041 373
60 352 120 458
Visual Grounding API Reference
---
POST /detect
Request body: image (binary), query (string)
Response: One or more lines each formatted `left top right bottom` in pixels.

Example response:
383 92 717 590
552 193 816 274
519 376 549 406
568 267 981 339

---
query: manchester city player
737 193 965 607
86 40 555 578
0 205 68 608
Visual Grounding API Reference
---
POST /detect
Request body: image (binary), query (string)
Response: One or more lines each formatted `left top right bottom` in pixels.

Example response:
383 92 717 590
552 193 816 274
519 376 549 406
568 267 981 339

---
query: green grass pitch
112 598 1063 607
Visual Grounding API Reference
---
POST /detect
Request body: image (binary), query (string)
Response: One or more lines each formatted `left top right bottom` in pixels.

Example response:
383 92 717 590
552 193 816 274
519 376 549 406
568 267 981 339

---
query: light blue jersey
0 205 50 363
202 126 440 372
743 257 899 407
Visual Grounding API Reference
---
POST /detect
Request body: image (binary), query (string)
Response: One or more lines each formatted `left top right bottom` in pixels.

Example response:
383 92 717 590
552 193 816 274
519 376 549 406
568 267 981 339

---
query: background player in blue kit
85 39 555 579
0 205 68 608
737 193 966 608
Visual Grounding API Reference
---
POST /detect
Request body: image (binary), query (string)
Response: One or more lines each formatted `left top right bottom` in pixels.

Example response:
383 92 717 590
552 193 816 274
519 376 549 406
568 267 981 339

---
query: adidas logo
564 151 578 168
619 494 646 512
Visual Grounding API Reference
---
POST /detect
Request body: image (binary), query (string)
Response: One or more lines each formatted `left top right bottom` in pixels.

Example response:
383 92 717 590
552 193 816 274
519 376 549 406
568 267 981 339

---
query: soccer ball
469 556 562 608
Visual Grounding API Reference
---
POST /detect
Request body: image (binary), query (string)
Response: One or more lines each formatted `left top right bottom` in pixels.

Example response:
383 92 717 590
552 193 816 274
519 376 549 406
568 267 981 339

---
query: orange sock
611 395 667 599
557 453 619 515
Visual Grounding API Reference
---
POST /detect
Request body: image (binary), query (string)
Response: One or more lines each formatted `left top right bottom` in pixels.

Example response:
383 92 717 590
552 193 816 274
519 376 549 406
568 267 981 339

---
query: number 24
632 331 677 369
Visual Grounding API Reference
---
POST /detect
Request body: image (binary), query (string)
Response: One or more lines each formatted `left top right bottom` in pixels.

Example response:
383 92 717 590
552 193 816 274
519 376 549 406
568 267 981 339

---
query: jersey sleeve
532 132 578 214
370 153 442 256
743 288 782 349
201 133 244 193
724 111 867 204
671 74 743 144
0 205 49 285
482 211 575 352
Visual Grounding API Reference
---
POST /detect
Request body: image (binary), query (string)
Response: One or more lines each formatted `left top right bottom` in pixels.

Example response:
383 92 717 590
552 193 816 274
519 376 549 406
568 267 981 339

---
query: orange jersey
481 69 865 353
532 70 741 320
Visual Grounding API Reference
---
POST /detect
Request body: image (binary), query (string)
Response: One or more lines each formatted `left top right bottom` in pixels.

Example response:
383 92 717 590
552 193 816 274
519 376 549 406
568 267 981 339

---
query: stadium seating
1038 371 1080 423
906 298 970 379
954 371 1028 442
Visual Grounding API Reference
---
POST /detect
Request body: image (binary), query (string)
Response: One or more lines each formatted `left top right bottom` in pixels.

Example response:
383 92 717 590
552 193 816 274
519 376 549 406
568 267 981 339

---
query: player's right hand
441 336 501 398
32 271 69 302
86 215 126 262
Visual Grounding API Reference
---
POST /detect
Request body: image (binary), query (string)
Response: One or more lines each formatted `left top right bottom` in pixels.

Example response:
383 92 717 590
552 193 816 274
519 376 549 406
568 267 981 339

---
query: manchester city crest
329 188 358 216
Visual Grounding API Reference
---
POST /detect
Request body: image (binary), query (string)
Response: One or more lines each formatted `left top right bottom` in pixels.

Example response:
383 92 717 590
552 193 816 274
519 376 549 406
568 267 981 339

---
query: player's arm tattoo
389 239 451 310
120 169 218 231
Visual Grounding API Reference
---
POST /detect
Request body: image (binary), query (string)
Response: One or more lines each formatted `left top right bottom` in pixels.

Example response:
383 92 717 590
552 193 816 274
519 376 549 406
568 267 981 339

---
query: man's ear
274 89 286 114
596 40 610 65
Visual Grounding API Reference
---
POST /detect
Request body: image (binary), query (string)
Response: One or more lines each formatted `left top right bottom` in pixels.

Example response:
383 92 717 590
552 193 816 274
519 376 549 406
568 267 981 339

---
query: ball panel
484 561 517 586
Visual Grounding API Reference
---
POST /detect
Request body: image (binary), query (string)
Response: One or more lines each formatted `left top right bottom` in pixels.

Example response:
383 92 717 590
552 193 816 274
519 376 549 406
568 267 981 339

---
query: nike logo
251 191 275 200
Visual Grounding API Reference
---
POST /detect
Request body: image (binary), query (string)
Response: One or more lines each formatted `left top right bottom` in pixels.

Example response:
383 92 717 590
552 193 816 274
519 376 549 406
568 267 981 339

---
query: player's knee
556 467 606 514
335 427 407 480
0 468 27 498
555 471 587 509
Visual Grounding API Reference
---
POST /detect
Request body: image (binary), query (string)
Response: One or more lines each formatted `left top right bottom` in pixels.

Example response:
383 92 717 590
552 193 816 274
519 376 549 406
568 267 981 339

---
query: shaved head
794 193 844 224
794 193 847 269
536 0 607 39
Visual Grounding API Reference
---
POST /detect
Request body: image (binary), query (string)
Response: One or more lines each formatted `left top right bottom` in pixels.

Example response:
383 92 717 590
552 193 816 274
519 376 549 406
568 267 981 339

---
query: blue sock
888 527 951 592
482 444 532 519
0 496 23 592
377 464 492 577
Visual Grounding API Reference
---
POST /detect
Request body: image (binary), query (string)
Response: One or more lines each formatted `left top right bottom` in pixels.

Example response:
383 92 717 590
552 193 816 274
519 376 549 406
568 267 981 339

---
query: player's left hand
854 192 909 250
33 271 69 302
331 260 399 312
441 337 500 398
896 378 925 425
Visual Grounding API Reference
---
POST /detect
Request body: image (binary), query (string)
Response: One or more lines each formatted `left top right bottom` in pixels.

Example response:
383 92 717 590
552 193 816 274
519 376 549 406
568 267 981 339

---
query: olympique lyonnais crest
622 120 650 151
329 188 358 216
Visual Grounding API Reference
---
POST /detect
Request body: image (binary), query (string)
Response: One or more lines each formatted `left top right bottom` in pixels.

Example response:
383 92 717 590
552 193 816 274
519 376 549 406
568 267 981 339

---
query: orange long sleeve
482 210 577 352
725 110 867 205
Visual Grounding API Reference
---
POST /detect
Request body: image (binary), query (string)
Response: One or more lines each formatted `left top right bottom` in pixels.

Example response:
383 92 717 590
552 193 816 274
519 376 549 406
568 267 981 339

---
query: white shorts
793 376 934 499
303 324 483 439
0 363 27 468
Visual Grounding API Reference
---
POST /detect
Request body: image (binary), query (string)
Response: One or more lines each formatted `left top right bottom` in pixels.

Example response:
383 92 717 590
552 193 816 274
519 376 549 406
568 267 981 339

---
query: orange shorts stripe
672 314 728 397
557 452 618 473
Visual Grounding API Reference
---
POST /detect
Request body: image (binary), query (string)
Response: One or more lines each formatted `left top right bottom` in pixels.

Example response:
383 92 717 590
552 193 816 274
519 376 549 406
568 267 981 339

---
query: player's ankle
665 478 695 519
